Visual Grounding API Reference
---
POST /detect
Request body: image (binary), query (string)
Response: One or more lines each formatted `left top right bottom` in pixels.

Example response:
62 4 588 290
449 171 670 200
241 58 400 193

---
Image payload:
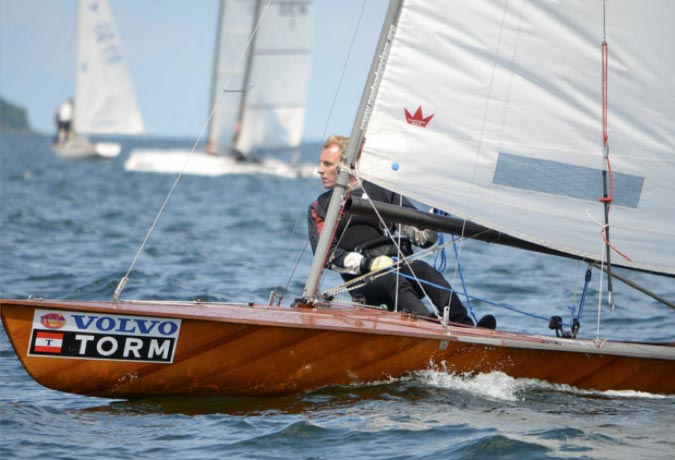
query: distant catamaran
53 0 144 159
125 0 315 177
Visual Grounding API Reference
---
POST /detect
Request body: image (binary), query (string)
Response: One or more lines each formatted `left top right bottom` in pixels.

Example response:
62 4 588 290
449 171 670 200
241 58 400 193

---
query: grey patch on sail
492 153 644 208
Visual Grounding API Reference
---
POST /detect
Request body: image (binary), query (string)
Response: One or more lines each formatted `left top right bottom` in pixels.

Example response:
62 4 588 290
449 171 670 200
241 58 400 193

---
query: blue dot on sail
391 162 399 171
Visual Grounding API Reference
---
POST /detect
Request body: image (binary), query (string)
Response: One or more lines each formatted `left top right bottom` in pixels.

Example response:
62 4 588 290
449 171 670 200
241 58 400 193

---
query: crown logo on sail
404 106 434 127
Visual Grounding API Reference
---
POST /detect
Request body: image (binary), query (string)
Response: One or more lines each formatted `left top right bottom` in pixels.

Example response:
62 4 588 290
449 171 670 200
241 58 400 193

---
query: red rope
600 39 612 204
600 38 613 205
601 225 633 262
599 155 613 204
598 38 630 263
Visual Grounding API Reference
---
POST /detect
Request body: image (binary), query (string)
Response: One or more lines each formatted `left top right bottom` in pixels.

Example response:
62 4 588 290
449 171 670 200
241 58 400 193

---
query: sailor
55 98 74 143
307 135 496 329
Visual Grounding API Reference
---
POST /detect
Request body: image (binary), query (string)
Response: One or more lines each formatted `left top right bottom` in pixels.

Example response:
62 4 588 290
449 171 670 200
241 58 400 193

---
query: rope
598 0 630 309
320 221 596 333
596 239 606 340
322 241 440 298
464 293 550 323
574 267 592 324
432 208 477 322
273 0 370 305
113 0 275 302
433 227 447 273
350 175 437 316
450 241 477 323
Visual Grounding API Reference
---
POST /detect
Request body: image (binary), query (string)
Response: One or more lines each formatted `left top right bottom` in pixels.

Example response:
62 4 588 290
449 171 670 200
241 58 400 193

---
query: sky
0 0 388 141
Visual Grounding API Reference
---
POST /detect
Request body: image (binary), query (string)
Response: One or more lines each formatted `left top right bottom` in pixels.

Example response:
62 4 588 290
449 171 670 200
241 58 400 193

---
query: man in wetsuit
307 135 496 328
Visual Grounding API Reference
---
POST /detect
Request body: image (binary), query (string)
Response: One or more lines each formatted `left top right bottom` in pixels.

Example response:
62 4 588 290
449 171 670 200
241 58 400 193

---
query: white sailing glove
360 255 395 273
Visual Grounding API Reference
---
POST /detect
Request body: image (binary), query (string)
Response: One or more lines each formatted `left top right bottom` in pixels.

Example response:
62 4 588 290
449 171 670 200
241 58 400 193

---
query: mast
302 0 404 302
207 0 226 154
73 0 84 134
232 0 263 157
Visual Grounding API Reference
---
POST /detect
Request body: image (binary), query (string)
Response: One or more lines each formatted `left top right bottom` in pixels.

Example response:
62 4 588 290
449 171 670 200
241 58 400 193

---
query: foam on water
414 370 537 401
414 370 674 401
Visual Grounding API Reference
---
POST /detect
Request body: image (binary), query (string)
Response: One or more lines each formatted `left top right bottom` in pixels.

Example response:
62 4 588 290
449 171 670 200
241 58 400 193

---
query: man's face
317 143 341 189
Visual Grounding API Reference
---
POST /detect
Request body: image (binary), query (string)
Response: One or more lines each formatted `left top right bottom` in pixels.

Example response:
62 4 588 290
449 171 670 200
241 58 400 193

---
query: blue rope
450 239 478 323
432 208 477 322
434 234 447 272
432 208 447 272
465 293 551 322
403 210 590 329
395 272 550 321
566 267 592 328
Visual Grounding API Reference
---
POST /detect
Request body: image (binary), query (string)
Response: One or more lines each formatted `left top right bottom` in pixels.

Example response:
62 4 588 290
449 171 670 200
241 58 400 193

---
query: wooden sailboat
3 0 674 398
124 0 315 177
53 0 144 159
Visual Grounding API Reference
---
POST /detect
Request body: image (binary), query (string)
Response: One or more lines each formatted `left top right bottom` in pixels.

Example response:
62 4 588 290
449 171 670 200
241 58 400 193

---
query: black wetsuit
307 181 473 325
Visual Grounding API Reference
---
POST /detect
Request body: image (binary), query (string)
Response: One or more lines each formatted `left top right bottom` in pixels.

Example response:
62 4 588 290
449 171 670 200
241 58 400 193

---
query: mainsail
74 0 144 135
208 0 314 156
355 0 675 276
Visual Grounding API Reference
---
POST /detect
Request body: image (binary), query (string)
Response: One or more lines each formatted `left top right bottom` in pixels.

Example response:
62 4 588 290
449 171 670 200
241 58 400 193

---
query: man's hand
401 225 438 248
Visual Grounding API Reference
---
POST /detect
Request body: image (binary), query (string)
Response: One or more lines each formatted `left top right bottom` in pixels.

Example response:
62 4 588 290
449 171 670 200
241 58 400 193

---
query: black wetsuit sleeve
307 197 357 271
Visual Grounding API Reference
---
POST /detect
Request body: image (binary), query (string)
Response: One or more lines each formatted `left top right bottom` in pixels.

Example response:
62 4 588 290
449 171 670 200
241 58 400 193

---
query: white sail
74 0 144 135
208 0 254 154
356 0 675 276
208 0 314 156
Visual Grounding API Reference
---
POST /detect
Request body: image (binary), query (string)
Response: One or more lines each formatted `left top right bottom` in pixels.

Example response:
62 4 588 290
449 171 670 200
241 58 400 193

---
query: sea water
1 134 674 460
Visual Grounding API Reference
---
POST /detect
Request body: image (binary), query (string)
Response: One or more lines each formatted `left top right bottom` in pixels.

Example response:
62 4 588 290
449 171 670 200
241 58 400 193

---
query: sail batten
356 0 675 277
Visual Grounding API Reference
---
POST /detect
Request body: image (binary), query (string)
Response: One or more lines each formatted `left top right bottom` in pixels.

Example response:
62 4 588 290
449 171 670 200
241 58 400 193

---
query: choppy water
1 134 674 459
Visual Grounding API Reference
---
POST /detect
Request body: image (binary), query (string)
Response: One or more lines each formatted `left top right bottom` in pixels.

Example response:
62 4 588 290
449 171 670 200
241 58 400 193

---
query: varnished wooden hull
2 298 674 397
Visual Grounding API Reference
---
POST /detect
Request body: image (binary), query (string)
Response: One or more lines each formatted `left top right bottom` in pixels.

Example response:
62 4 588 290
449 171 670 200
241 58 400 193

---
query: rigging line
323 231 476 301
572 260 582 315
275 0 369 303
391 272 554 323
463 293 550 322
321 240 426 296
591 262 675 310
273 181 334 304
433 209 476 321
351 174 440 317
323 227 492 297
451 239 477 323
596 239 606 341
314 196 354 299
394 194 402 312
599 0 616 310
275 239 311 306
112 0 275 302
316 0 368 143
575 267 592 323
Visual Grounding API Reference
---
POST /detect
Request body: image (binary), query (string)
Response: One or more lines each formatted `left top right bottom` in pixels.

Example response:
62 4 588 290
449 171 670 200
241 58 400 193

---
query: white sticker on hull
28 309 181 363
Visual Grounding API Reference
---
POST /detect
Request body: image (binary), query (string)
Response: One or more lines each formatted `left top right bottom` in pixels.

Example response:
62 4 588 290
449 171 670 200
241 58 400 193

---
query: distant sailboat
124 0 315 178
53 0 144 159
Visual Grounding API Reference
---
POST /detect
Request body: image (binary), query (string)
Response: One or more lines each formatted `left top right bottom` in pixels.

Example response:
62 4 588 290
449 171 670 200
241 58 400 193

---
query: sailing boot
476 314 497 330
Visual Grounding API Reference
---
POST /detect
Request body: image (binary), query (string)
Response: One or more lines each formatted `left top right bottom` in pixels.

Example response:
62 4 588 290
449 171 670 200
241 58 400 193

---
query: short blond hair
323 135 348 153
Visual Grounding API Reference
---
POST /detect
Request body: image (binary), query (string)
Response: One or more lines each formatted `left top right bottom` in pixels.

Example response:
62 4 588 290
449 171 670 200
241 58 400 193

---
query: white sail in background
74 0 144 135
208 0 254 154
357 0 675 276
208 0 314 156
